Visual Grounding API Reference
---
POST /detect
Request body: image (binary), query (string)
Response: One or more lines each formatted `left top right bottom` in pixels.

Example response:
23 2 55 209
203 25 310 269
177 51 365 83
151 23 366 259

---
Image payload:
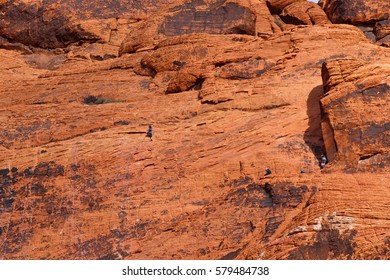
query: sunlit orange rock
0 0 389 260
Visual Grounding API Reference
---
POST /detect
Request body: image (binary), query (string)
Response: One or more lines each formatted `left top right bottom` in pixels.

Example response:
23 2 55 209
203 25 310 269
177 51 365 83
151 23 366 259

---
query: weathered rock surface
319 0 390 24
0 0 179 53
119 0 330 55
375 20 390 40
0 0 389 260
119 0 275 55
320 57 390 169
266 0 303 13
319 0 390 45
374 20 390 47
280 1 330 25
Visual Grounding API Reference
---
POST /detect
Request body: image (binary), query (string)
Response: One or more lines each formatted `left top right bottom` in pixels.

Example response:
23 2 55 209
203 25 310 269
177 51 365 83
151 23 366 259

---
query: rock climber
320 154 327 169
264 168 272 176
146 125 153 141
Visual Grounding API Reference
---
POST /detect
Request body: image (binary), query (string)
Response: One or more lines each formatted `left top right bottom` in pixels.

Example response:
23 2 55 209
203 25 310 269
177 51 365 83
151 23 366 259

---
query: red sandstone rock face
119 0 330 55
119 0 274 55
280 1 330 25
0 1 390 260
266 0 330 26
266 0 303 13
319 0 390 24
320 58 390 169
0 0 178 49
318 0 390 45
375 20 390 47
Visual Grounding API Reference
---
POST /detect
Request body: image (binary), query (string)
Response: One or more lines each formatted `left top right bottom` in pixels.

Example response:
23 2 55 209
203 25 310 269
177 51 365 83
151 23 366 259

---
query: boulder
266 0 304 13
321 57 390 168
280 1 331 25
119 0 271 55
319 0 390 24
374 20 390 40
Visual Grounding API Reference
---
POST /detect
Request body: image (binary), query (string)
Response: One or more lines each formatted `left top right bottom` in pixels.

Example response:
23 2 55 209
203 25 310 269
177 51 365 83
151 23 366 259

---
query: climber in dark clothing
146 125 153 141
264 168 272 176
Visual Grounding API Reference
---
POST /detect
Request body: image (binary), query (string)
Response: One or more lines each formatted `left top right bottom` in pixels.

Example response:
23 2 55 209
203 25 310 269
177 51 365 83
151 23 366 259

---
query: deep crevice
304 85 326 162
201 98 232 105
191 78 205 90
280 14 306 25
225 27 253 35
359 152 381 161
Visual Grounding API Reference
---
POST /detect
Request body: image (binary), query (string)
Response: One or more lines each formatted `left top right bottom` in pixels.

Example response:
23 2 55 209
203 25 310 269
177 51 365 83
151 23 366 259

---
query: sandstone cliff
0 0 389 260
319 0 390 46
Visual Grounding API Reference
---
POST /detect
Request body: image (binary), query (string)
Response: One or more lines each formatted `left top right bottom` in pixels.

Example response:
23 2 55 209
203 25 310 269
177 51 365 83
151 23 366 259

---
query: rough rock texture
119 0 330 55
267 0 330 26
375 20 390 40
319 0 390 45
319 0 390 24
374 20 390 47
266 0 303 13
0 0 390 260
119 0 276 55
0 0 179 49
320 57 390 168
280 1 330 25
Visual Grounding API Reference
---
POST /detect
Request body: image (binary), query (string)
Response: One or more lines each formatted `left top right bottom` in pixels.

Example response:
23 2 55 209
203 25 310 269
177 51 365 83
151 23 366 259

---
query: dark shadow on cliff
304 85 325 161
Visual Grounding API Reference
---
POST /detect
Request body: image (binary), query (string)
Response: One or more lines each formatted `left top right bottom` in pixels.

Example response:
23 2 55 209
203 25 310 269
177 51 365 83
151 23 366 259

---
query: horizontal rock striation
321 57 390 169
0 0 178 49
